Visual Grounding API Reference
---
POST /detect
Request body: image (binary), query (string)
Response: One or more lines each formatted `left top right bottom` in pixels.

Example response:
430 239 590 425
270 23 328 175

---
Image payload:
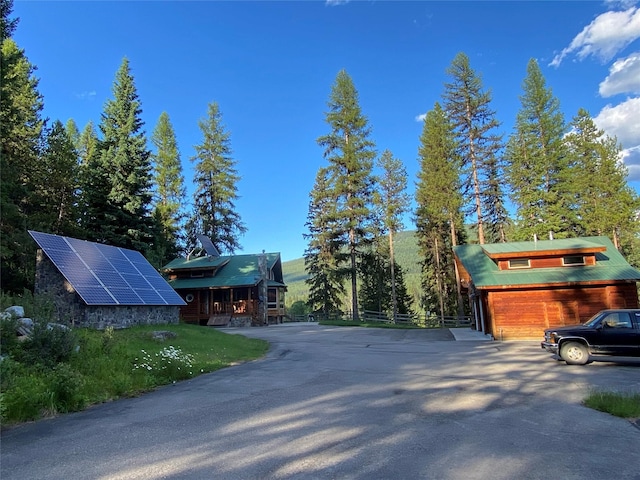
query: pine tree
64 118 80 148
0 0 17 41
376 149 411 321
190 102 246 254
317 70 377 320
76 120 98 166
150 111 186 266
358 236 413 317
505 58 573 240
482 152 510 243
83 58 153 252
443 52 503 245
415 103 465 320
564 108 640 248
304 167 346 316
30 120 79 236
0 6 45 292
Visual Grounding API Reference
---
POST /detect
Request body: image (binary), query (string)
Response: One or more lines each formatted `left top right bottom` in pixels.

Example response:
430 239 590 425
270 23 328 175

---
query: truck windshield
583 313 603 327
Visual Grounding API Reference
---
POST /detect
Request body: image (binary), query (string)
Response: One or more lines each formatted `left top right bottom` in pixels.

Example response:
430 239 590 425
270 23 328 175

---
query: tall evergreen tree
304 167 346 316
0 0 17 42
358 235 413 317
83 58 153 252
415 103 465 320
376 149 411 321
75 120 99 239
482 152 510 243
0 6 45 292
76 120 98 166
64 118 80 148
190 101 246 254
505 58 573 240
443 52 503 245
564 108 639 248
30 120 79 236
316 70 377 320
150 111 186 266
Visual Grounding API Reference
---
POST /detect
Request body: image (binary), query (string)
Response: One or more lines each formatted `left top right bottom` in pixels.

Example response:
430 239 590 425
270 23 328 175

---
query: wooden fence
287 311 471 328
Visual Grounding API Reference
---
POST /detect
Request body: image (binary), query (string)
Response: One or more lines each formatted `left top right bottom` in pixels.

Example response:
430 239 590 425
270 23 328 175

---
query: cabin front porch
178 286 286 326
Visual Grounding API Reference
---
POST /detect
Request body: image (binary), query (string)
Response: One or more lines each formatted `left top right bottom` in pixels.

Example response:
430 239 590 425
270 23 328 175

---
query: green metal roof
480 237 605 256
162 252 285 290
453 236 640 289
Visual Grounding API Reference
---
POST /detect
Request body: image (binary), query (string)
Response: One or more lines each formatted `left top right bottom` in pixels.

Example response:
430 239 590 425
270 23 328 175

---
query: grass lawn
0 323 269 425
583 390 640 420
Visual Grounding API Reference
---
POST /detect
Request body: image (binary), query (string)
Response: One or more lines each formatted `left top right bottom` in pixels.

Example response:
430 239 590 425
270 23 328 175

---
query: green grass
583 390 640 419
0 323 269 425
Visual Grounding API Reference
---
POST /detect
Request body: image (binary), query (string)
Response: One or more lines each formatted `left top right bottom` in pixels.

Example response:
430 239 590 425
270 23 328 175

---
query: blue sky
13 1 640 261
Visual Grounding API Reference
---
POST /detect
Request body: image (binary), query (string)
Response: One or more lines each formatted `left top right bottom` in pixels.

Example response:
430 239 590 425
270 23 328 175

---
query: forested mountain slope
282 230 421 309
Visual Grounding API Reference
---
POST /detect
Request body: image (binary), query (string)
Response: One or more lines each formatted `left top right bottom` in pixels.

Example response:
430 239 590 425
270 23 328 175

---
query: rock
47 322 71 332
16 318 34 337
3 305 25 319
151 330 178 341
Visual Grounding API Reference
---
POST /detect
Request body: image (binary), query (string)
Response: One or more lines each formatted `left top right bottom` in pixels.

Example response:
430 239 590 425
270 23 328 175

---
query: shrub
18 319 78 368
0 313 22 358
49 363 87 412
0 368 50 423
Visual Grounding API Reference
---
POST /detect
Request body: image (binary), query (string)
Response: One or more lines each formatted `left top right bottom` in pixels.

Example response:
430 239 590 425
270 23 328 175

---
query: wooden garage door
488 290 578 340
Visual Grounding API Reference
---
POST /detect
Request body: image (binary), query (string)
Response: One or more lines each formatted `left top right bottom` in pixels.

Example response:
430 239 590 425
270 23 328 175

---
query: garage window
562 255 585 266
508 258 530 269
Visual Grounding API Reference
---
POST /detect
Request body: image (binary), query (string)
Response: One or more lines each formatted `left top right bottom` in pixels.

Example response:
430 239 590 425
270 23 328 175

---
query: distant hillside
282 230 422 309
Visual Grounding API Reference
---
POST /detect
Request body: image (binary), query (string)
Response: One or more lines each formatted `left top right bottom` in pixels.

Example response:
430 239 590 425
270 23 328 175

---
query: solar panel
29 231 186 306
197 234 221 257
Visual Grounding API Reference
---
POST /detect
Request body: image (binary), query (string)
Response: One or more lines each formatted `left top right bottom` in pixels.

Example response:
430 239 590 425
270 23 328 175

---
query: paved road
1 324 639 480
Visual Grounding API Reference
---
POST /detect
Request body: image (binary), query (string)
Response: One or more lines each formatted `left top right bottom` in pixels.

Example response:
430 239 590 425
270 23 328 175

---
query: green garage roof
453 236 640 288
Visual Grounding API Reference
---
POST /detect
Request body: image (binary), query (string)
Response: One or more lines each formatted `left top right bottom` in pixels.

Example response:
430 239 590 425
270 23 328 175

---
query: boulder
151 330 178 341
3 305 25 319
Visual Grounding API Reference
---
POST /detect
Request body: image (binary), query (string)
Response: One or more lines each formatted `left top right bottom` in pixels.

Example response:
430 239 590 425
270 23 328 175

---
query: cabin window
268 288 277 309
190 271 204 278
508 258 530 269
562 255 585 266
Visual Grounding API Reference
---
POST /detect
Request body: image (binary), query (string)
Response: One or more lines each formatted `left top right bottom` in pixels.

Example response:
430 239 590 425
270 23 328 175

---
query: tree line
305 56 640 320
2 1 638 321
1 1 245 294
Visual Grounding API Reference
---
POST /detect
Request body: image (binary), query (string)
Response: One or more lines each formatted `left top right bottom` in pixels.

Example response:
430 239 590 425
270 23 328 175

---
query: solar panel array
29 231 186 306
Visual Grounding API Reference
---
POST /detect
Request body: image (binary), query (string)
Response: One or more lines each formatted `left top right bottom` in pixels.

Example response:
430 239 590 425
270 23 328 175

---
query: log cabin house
163 250 287 327
453 236 640 340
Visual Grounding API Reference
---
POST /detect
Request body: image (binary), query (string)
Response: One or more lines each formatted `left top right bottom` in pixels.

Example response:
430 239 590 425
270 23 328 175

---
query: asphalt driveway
1 324 639 480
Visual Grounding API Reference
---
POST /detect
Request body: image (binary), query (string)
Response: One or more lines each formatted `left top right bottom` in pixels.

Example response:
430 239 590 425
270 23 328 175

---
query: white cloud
74 90 97 101
605 0 638 9
594 97 640 178
599 51 640 96
325 0 350 6
621 145 640 180
594 97 640 145
415 113 427 122
550 6 640 66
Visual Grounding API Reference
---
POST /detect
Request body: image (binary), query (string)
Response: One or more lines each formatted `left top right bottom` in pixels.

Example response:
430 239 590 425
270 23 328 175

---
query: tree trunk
350 227 359 321
450 214 465 319
434 235 445 327
389 229 397 323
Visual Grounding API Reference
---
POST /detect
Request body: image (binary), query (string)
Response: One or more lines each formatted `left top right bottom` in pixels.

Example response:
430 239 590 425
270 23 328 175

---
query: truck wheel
560 341 589 365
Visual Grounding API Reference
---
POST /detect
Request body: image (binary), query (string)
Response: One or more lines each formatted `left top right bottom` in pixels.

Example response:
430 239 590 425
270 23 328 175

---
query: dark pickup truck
541 309 640 365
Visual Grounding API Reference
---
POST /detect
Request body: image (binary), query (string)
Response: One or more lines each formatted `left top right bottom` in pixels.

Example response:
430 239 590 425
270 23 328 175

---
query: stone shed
29 231 185 329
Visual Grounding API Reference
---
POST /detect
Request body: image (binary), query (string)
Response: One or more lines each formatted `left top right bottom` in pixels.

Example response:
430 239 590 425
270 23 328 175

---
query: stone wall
82 305 180 330
34 250 180 329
